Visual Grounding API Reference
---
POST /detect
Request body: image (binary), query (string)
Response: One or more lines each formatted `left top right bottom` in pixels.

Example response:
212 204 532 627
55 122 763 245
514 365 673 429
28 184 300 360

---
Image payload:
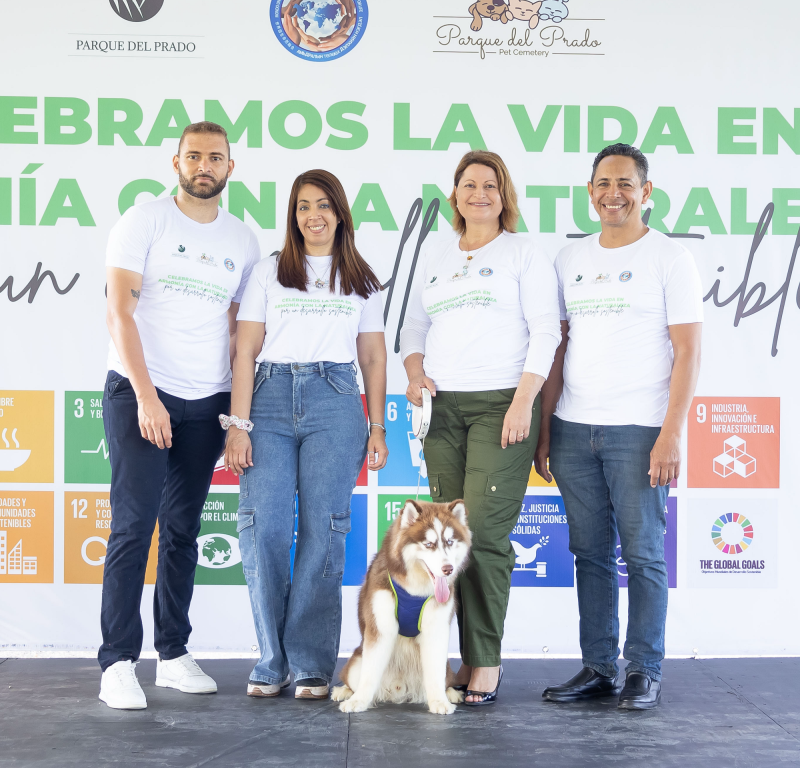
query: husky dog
332 499 471 715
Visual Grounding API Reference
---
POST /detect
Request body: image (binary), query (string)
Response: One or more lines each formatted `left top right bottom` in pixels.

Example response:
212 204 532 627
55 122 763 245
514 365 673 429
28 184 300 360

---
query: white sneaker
99 660 147 710
155 653 217 694
247 674 291 698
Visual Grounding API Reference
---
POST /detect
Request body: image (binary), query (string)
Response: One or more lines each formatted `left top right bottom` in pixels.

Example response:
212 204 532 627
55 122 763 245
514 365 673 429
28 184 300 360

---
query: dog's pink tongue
434 576 450 603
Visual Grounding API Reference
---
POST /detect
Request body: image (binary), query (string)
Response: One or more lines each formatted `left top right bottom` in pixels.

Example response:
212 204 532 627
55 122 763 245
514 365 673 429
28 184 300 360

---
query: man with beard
98 122 259 709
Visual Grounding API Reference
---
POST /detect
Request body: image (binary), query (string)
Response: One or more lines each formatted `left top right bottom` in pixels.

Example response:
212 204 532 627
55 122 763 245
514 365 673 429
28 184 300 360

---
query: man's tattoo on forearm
131 289 140 299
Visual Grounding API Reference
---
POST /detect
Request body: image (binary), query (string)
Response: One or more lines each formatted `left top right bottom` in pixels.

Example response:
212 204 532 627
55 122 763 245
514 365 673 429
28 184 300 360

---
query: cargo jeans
424 389 540 667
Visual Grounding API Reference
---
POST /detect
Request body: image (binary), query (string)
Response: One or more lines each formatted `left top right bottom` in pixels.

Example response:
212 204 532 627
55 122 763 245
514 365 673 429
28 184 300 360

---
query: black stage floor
1 658 798 767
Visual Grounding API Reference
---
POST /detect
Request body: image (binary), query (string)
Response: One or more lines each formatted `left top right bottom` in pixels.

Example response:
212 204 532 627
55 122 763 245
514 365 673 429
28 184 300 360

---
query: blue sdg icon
378 396 428 489
288 493 367 586
510 495 574 587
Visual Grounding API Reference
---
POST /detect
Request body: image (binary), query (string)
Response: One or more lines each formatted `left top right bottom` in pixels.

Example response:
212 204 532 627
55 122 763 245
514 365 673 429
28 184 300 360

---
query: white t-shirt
554 229 704 427
236 254 384 363
399 232 561 391
106 196 260 399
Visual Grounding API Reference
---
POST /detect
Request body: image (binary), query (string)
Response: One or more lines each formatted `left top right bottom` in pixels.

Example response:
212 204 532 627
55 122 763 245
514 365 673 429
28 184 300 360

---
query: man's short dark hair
178 121 230 158
591 143 648 186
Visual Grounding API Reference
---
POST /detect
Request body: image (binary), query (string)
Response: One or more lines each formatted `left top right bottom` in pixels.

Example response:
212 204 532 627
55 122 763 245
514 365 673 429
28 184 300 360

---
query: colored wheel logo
224 259 235 272
271 0 369 62
711 512 753 554
619 271 632 282
479 268 493 277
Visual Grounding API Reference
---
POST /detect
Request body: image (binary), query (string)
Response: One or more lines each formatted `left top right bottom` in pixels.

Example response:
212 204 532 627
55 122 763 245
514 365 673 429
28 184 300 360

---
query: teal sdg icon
576 275 583 282
178 245 185 252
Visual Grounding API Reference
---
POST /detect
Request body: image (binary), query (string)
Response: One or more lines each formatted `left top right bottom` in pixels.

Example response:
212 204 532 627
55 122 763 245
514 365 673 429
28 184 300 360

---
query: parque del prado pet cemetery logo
435 0 604 60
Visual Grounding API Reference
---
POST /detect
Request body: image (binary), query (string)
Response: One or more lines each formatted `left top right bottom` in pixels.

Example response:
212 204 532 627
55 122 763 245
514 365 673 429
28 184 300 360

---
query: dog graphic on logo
469 0 509 31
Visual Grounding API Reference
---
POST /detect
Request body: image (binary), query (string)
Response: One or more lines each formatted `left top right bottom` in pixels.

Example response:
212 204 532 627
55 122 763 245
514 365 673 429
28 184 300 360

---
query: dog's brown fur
335 499 472 712
469 0 510 31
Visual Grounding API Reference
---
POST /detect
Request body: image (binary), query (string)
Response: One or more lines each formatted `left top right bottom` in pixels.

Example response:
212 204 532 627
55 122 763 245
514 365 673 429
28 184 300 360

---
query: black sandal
463 665 504 707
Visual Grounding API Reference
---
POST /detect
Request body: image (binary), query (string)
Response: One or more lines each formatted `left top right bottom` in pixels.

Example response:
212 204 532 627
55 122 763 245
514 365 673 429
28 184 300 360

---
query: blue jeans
238 362 368 685
99 371 229 672
549 416 669 682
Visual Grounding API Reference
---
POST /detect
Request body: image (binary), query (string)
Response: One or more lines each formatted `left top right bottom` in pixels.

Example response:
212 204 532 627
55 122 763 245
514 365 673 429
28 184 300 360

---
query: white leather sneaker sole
99 661 147 710
155 655 217 694
247 675 291 698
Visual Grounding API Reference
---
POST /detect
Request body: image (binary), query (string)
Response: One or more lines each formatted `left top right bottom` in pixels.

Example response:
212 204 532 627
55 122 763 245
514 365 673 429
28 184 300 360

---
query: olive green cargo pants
425 389 540 667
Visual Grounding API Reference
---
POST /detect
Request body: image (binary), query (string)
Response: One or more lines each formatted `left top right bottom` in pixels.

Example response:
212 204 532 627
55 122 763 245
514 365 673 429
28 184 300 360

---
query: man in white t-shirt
535 144 703 710
98 122 259 709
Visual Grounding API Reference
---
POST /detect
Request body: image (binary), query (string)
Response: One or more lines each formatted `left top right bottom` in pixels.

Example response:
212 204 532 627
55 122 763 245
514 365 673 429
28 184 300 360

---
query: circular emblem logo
619 271 632 282
711 513 754 555
196 534 242 569
224 258 235 272
109 0 164 22
479 268 493 277
271 0 369 61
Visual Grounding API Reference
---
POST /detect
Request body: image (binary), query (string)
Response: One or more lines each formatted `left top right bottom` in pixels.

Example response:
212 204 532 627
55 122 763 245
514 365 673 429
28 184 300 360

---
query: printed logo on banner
510 495 573 587
434 1 602 60
617 496 677 588
271 0 369 62
65 392 111 484
687 499 777 589
109 0 164 22
688 398 780 488
0 391 54 483
64 491 158 584
379 397 428 489
377 494 432 548
195 494 245 585
0 492 53 584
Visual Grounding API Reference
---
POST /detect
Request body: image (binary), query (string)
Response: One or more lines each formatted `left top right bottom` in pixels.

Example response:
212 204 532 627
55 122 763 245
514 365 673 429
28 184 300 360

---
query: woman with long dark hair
224 169 388 700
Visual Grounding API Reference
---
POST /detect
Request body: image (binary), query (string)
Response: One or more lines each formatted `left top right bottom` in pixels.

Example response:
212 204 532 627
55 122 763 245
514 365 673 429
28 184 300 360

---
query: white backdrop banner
0 0 797 658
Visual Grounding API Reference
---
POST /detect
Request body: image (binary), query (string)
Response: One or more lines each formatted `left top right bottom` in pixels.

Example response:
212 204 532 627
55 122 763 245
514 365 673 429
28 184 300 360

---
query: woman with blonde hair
400 150 560 705
225 169 388 700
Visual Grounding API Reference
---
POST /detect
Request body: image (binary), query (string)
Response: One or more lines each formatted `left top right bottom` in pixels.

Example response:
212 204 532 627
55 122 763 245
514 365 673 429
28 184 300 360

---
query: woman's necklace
306 258 331 289
452 235 486 281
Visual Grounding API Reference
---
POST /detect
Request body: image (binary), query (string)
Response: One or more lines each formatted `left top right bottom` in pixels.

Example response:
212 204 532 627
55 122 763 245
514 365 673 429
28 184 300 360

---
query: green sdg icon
65 392 111 484
195 494 245 585
377 494 431 548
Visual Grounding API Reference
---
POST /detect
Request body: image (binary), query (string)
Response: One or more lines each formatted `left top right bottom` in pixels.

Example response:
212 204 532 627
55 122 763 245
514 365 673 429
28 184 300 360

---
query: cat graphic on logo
593 273 611 284
198 253 217 267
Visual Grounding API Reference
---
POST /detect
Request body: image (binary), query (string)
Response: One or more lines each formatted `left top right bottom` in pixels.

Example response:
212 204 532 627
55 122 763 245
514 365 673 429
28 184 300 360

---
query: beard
178 170 228 200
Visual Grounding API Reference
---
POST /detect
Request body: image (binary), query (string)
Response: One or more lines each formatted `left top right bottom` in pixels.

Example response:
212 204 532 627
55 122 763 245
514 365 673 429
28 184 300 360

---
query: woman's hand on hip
367 428 389 471
405 375 437 406
225 429 253 476
501 398 533 449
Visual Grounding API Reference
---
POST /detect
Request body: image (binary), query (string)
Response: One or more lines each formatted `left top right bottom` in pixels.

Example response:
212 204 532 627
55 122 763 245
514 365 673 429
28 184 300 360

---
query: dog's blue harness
388 573 432 638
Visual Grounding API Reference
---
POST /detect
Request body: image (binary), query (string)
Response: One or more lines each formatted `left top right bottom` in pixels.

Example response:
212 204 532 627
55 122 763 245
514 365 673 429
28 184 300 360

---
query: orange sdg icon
0 492 53 583
688 397 780 489
64 492 158 584
0 391 54 483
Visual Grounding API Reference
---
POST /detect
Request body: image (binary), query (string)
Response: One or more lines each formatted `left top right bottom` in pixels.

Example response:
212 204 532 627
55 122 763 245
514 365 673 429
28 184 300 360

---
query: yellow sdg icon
64 491 159 584
0 391 54 483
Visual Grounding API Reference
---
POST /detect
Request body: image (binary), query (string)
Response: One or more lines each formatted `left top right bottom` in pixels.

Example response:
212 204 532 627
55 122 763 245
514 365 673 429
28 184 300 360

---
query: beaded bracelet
219 414 254 432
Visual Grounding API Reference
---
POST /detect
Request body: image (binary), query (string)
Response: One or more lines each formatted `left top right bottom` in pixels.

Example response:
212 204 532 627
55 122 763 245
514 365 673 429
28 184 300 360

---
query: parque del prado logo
109 0 164 22
271 0 369 61
435 0 604 60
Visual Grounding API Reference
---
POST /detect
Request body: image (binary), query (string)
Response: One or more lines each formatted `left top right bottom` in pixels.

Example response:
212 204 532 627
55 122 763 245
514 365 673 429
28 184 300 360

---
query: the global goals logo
272 0 369 61
109 0 164 22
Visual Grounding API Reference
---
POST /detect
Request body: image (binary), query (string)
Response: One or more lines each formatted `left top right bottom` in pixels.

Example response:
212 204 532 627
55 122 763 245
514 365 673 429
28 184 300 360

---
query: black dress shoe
617 672 661 710
542 667 621 702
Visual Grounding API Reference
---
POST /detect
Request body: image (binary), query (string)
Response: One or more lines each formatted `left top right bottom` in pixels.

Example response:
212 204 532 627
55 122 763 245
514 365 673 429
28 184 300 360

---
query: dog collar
388 572 432 638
